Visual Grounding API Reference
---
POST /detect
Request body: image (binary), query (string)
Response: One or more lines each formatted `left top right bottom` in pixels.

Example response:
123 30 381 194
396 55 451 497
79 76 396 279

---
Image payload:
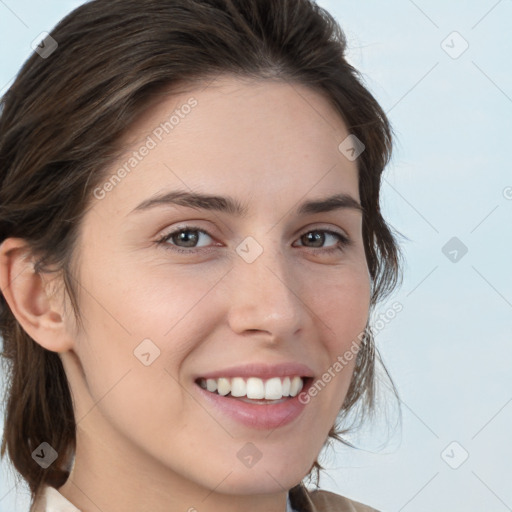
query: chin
210 457 311 495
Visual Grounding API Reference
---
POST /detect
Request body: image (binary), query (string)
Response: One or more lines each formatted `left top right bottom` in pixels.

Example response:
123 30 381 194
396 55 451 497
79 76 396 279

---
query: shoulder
308 488 380 512
289 483 380 512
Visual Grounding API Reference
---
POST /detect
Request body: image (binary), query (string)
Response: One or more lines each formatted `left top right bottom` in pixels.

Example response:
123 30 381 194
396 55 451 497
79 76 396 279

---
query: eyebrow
129 190 364 217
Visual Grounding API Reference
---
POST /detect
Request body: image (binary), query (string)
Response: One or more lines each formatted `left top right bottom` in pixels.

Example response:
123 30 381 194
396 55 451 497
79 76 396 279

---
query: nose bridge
227 235 305 337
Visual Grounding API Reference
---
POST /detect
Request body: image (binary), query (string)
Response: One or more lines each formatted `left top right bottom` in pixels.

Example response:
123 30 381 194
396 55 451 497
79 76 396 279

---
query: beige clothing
33 482 379 511
290 483 380 511
32 486 80 512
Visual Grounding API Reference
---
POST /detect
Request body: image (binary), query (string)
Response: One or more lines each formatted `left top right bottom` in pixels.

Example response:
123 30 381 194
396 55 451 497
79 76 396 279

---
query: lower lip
194 379 312 430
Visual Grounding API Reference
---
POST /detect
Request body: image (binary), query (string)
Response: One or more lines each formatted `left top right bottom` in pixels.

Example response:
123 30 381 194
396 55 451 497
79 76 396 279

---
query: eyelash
155 225 352 255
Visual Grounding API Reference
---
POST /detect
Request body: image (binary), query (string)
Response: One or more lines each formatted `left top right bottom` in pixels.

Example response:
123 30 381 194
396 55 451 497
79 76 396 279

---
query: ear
0 237 75 353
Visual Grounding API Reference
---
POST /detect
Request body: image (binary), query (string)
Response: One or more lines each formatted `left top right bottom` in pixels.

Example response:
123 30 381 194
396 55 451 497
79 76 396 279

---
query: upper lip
196 362 315 381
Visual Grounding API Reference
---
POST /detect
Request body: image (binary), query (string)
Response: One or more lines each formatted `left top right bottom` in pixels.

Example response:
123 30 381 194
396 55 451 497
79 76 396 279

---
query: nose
226 242 308 341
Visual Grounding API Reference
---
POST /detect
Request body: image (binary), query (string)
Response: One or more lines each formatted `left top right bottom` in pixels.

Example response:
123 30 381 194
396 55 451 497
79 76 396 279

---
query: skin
0 76 371 512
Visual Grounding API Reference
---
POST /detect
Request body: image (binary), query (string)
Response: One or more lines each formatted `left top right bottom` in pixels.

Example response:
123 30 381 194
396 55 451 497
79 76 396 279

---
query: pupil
304 231 323 247
176 230 198 247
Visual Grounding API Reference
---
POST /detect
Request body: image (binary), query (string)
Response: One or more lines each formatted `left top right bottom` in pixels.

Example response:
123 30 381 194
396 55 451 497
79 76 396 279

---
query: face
62 76 371 496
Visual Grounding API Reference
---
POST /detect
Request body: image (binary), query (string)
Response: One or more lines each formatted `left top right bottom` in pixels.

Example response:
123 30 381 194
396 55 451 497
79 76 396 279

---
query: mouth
194 375 313 429
192 362 315 429
194 376 312 404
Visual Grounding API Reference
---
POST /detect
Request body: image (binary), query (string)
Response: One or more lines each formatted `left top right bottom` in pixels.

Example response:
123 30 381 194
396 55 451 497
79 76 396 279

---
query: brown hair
0 0 403 505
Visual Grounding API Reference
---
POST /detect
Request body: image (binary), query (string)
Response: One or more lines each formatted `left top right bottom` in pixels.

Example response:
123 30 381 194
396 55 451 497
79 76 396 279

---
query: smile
196 375 305 400
194 376 313 429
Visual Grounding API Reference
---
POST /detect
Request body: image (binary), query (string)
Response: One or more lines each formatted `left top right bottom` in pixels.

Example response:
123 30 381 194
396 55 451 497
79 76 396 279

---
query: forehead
92 76 360 216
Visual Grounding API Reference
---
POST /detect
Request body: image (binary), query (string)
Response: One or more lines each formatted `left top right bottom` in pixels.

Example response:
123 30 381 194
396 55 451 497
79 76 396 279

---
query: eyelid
293 222 349 239
157 222 349 242
155 224 220 253
156 222 352 254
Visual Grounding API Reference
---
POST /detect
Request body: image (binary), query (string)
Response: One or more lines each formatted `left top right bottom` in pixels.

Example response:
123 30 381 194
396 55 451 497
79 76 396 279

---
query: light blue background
1 1 511 511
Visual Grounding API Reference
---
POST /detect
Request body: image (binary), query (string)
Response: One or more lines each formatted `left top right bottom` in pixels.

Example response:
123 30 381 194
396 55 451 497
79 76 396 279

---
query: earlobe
0 237 74 353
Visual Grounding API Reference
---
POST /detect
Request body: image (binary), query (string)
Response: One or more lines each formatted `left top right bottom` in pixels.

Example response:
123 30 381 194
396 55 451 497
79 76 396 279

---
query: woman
0 0 403 510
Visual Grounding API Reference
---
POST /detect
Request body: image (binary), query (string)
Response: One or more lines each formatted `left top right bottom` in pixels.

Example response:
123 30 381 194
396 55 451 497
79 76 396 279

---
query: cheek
70 258 232 430
70 263 203 448
77 257 227 349
308 263 371 347
295 262 370 410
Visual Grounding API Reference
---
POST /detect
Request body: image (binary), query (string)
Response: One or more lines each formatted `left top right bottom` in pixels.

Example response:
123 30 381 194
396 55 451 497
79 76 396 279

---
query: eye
293 229 352 254
156 226 217 254
156 225 352 255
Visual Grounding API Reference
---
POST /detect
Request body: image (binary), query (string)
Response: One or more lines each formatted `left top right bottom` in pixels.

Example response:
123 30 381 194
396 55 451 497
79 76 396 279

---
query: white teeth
290 376 303 396
246 377 265 399
217 377 230 396
230 377 246 397
282 376 291 396
265 377 283 399
198 376 306 400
